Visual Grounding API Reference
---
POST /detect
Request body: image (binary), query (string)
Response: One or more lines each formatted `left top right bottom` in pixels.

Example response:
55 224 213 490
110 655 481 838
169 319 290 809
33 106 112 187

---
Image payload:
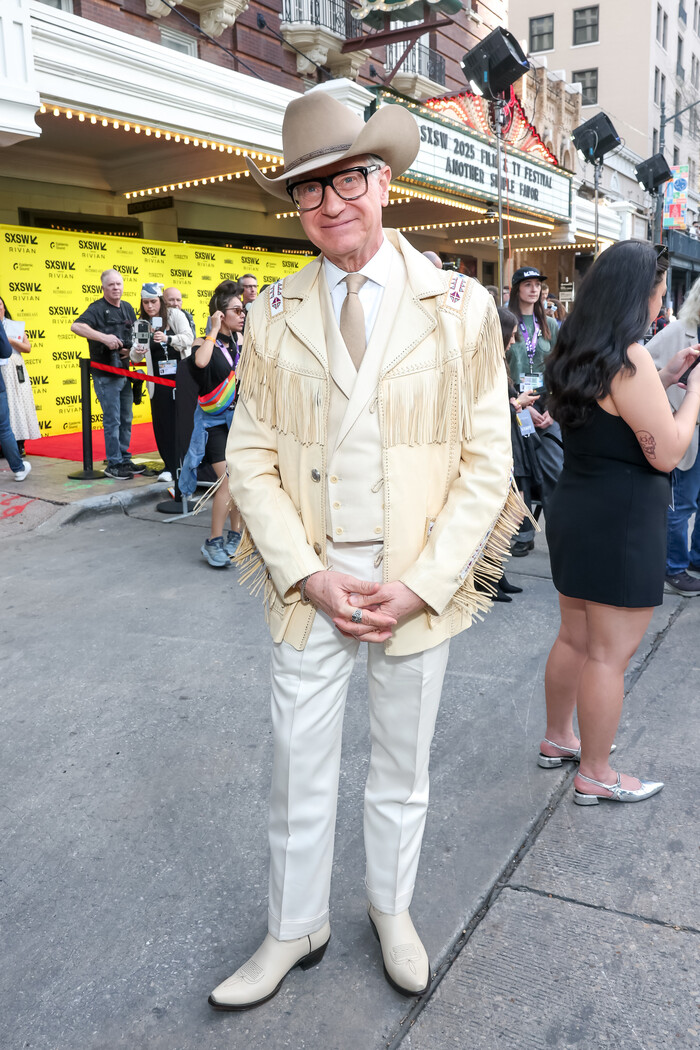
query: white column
0 0 41 147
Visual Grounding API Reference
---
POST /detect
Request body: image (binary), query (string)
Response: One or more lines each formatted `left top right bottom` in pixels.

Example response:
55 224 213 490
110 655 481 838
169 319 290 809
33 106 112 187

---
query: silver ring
351 609 363 624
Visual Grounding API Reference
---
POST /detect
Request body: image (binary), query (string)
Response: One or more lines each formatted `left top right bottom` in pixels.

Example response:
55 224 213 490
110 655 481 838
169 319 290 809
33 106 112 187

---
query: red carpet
24 422 158 462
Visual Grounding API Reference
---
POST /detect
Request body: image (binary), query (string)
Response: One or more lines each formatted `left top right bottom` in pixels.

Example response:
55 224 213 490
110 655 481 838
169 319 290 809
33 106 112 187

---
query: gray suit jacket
647 319 700 471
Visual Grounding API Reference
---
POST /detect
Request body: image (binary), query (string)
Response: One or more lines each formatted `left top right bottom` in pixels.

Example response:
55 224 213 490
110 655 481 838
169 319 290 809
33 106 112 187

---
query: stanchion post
67 358 106 480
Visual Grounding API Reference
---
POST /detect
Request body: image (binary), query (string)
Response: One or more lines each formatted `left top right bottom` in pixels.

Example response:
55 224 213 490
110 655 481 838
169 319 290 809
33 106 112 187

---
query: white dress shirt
323 237 397 346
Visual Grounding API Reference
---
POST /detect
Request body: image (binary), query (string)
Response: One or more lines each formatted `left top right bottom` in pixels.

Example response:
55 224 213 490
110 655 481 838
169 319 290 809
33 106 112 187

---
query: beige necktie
339 273 367 370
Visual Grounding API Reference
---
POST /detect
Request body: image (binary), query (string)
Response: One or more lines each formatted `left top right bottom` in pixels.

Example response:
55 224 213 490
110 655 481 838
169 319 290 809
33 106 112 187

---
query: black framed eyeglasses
286 165 382 212
655 243 669 261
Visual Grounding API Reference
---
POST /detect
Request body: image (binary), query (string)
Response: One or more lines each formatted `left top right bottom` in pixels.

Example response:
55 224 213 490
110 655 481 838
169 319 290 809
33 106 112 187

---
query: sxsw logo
30 375 50 386
5 232 38 245
38 420 53 431
82 284 102 295
56 394 81 406
49 306 79 316
9 281 42 292
52 350 82 361
142 246 165 257
26 329 45 340
79 239 107 251
170 269 192 278
195 251 215 261
114 265 139 275
45 259 76 271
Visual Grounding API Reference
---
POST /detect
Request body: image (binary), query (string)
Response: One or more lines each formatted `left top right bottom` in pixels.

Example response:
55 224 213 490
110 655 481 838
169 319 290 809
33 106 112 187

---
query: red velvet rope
90 360 176 388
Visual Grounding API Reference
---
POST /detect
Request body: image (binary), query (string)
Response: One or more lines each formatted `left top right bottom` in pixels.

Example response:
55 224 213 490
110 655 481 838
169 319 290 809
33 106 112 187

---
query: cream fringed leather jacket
226 230 523 656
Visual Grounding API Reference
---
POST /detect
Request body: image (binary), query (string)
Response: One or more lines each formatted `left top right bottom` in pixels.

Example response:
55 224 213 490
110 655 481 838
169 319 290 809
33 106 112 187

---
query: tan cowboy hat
245 90 420 201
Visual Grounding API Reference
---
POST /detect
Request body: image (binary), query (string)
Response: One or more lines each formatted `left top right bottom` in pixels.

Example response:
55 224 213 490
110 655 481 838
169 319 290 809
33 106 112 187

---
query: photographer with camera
71 268 141 479
130 282 193 484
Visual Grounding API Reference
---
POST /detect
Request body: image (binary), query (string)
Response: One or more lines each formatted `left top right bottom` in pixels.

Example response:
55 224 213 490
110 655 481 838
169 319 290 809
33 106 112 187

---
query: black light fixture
571 112 620 255
635 153 673 193
461 27 529 99
571 112 620 163
461 28 530 300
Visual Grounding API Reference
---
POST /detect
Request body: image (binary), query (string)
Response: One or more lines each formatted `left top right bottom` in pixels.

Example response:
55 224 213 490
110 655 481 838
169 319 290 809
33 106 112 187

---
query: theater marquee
393 107 572 223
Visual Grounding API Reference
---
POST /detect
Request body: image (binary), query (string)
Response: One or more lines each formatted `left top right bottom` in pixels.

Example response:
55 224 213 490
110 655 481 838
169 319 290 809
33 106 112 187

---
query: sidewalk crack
505 883 700 935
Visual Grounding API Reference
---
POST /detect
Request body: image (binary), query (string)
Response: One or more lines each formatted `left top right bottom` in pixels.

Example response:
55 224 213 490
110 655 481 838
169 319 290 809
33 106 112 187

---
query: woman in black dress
539 240 700 805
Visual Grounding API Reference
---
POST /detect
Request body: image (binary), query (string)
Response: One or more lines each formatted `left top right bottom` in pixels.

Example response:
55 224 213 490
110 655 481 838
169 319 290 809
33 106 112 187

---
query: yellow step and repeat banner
1 224 310 436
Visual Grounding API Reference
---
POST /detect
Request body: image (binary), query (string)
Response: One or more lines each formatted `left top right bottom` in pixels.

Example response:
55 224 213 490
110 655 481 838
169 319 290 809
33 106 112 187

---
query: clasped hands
303 570 425 643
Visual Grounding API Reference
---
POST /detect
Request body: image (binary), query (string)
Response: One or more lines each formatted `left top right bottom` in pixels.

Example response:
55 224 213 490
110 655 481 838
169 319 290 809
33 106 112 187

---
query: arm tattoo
636 430 657 459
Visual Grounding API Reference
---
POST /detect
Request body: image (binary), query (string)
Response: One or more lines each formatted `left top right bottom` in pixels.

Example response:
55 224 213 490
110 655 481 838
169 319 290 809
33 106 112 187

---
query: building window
664 12 669 47
654 66 660 101
35 0 73 9
529 14 554 52
680 2 688 25
160 25 198 57
573 6 599 45
674 145 680 164
675 89 683 133
573 68 598 105
661 72 667 105
677 34 685 76
653 127 659 152
695 0 700 32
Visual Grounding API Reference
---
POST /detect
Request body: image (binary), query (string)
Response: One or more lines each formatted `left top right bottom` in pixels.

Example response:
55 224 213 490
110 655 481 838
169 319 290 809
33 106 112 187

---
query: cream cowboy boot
208 923 331 1011
368 904 430 997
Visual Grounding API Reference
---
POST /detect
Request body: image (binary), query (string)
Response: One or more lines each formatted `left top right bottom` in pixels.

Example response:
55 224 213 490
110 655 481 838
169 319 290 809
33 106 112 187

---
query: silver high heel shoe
573 771 664 806
538 737 616 769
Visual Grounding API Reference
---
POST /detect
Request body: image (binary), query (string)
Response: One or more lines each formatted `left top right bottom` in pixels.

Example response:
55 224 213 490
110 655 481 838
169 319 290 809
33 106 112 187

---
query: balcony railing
281 0 364 39
668 228 700 262
386 41 446 85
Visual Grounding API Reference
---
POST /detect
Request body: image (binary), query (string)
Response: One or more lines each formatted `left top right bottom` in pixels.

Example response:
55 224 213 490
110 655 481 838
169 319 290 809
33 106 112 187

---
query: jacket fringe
450 477 538 621
238 344 325 446
233 527 276 617
382 299 504 447
191 471 228 517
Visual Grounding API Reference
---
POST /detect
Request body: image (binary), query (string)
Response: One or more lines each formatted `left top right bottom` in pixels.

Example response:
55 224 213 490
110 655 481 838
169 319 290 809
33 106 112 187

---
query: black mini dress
546 402 670 608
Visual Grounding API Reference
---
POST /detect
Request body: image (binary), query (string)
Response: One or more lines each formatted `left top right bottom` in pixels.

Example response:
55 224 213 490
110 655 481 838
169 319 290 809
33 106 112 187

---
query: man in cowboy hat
210 86 520 1011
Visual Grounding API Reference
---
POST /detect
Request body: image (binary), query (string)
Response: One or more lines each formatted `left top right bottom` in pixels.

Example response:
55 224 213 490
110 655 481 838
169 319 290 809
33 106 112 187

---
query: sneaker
14 460 32 481
201 536 231 568
223 530 242 557
157 470 173 483
664 570 700 596
122 460 146 475
687 562 700 577
104 464 134 480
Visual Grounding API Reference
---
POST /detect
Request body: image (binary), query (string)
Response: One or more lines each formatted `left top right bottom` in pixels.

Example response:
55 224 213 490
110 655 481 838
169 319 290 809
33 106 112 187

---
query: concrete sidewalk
0 450 174 535
2 503 698 1050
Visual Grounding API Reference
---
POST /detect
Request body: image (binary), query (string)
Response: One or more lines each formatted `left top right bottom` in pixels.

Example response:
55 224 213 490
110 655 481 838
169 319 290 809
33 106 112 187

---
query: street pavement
2 463 699 1050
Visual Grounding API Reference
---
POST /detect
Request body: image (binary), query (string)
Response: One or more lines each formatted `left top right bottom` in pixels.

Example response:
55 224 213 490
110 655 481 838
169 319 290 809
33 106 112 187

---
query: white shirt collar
323 236 394 291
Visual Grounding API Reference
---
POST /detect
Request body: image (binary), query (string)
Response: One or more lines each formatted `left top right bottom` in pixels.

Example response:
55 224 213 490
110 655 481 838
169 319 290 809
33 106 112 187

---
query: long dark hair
497 306 518 349
0 292 13 320
508 276 548 334
545 240 668 428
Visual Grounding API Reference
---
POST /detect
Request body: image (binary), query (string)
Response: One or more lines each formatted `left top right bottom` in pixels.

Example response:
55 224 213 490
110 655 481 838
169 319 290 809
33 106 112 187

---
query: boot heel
573 790 600 806
299 939 330 970
537 754 563 768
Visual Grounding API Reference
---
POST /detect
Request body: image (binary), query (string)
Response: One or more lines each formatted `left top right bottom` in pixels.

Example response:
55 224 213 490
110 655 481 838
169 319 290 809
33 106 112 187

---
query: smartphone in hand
679 352 700 386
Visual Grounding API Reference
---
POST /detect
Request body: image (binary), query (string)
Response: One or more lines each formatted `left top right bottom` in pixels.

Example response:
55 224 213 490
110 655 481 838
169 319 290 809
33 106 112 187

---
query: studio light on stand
635 153 673 242
461 28 529 300
571 113 620 256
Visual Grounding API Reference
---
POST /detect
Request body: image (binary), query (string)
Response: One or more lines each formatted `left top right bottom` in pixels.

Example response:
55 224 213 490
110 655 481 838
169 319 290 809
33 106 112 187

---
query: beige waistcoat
322 253 407 543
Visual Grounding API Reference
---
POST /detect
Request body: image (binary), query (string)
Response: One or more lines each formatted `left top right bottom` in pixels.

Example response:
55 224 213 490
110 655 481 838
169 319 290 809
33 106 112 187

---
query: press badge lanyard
519 317 540 368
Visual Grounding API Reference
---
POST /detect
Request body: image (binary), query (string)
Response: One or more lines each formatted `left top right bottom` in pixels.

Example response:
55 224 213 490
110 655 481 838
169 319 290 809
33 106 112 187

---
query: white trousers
267 541 450 940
